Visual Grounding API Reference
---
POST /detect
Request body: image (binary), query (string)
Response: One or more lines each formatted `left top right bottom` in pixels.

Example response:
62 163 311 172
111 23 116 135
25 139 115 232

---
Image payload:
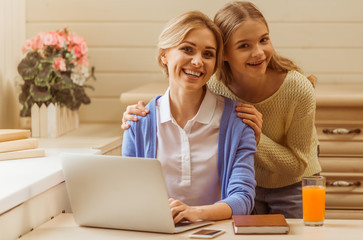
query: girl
208 1 321 218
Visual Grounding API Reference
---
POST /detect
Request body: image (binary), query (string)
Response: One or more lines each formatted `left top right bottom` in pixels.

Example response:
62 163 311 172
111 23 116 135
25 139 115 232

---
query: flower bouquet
17 27 93 117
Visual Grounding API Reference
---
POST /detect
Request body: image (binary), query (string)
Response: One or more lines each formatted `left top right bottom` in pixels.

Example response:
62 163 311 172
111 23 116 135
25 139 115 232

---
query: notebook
232 214 290 234
61 153 213 233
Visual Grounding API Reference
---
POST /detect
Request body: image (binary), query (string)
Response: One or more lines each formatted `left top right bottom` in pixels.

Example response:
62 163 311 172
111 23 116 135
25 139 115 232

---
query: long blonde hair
158 11 223 77
214 1 316 87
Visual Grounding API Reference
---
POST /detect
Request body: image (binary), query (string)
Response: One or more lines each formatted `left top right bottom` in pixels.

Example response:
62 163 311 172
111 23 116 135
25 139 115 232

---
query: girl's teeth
249 61 263 66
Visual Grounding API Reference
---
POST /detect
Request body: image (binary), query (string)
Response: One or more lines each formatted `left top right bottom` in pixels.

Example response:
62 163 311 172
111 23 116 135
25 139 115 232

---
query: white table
20 213 363 240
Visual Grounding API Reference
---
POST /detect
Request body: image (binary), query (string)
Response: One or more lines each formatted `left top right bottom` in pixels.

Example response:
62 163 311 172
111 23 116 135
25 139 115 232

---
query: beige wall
0 0 25 129
1 0 363 127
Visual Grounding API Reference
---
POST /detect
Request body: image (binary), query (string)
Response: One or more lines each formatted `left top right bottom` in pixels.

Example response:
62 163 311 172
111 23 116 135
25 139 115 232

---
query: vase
31 103 79 138
19 116 31 129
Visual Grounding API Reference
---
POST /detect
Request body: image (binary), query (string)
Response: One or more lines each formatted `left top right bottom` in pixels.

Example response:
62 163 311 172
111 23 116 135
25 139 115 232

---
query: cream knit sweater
207 70 321 188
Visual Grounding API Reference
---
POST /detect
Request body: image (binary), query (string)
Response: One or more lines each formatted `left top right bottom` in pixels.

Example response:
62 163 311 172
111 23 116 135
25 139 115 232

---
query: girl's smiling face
161 27 217 92
224 19 274 80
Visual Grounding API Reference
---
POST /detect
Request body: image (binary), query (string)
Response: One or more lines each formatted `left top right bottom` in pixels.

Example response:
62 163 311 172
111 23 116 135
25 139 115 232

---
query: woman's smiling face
224 19 274 80
161 27 217 92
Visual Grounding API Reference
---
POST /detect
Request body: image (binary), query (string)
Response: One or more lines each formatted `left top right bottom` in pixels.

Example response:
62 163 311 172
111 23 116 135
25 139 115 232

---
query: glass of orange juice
302 176 326 226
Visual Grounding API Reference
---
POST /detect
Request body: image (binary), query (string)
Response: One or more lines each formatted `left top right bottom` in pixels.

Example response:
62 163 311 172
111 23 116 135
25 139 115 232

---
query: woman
122 10 256 224
122 2 321 218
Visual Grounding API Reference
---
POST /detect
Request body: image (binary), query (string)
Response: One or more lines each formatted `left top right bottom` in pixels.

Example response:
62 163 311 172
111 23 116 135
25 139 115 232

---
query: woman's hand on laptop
169 198 233 224
169 198 201 224
121 100 149 130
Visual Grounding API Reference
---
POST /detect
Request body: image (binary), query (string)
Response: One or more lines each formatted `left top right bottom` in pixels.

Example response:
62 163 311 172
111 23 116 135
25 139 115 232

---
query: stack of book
0 129 45 161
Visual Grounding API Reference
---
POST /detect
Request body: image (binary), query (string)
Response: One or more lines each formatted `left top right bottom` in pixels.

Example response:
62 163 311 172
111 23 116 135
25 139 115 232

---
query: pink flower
22 28 90 73
32 33 45 50
80 41 88 55
57 34 66 49
22 39 33 54
66 34 73 44
77 55 89 67
52 57 67 72
71 45 82 58
72 35 84 45
43 32 58 46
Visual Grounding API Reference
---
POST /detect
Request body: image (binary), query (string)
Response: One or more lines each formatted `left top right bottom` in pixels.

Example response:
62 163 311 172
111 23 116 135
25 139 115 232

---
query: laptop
61 153 213 233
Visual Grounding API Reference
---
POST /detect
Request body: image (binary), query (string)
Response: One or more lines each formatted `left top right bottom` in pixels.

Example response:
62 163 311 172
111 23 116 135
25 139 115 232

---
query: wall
0 0 25 129
1 0 363 126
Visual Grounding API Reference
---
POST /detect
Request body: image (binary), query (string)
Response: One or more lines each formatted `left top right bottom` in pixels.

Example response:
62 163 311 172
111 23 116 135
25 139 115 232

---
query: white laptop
61 153 213 233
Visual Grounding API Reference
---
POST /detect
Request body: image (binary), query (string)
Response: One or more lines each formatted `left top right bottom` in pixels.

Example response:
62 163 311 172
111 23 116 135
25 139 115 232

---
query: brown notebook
232 214 289 234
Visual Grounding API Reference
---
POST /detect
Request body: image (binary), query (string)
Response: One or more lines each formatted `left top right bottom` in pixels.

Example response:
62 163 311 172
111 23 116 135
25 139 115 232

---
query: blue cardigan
122 96 256 215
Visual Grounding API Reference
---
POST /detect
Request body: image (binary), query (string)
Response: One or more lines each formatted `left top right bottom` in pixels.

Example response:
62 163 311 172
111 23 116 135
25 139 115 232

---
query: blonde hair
214 1 316 86
158 11 223 77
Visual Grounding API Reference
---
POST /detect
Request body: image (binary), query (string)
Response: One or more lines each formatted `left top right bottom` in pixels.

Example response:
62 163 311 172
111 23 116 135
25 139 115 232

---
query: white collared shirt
156 87 224 206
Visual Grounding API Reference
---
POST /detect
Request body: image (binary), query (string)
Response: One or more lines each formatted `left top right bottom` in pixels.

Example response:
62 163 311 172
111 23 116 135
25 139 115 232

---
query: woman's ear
161 54 168 65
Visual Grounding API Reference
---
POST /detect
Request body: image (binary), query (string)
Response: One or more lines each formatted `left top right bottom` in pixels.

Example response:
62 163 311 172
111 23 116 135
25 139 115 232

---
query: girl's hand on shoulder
235 103 263 144
168 198 201 224
121 100 149 130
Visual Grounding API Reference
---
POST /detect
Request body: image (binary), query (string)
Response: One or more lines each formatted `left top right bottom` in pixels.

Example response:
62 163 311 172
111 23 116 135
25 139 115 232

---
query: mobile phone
189 228 225 239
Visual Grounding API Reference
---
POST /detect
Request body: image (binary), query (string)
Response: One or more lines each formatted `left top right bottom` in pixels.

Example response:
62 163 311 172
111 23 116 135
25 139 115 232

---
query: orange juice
302 186 325 223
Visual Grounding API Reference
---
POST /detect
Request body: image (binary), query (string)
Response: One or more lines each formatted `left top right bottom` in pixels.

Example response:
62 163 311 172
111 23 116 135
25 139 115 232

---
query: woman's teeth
184 69 202 77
